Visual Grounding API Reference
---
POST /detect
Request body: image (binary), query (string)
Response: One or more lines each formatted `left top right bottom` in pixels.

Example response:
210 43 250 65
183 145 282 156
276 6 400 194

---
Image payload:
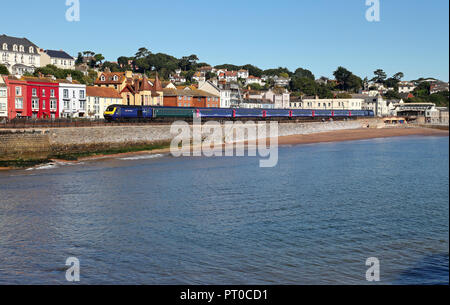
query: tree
371 69 387 84
333 66 352 91
135 47 151 59
75 52 83 65
294 67 315 80
241 64 263 77
93 54 105 67
384 90 402 100
290 77 317 96
393 72 404 81
0 64 9 75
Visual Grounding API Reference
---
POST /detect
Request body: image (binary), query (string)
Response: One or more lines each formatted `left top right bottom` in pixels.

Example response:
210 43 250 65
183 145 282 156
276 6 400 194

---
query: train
104 105 375 122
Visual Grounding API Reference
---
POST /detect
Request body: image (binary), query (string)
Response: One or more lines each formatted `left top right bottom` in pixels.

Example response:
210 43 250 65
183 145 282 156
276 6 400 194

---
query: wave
119 154 166 161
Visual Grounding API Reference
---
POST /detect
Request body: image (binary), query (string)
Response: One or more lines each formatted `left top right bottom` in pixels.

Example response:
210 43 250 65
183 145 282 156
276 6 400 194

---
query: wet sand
276 127 449 146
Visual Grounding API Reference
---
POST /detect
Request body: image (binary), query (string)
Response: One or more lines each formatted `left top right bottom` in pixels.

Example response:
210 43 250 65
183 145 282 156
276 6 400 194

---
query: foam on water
119 154 166 161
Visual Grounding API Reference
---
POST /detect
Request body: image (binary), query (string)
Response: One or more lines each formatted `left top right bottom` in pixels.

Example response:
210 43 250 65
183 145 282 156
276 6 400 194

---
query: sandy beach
276 127 449 146
1 126 448 171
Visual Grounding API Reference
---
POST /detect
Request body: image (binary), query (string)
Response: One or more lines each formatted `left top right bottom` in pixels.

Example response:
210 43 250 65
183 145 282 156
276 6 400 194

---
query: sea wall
0 119 375 161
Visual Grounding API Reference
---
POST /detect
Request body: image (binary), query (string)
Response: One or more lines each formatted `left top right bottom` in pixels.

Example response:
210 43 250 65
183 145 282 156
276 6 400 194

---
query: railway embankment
0 119 378 167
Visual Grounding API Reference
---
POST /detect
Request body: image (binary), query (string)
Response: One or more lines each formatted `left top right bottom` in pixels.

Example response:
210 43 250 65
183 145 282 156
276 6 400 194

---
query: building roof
86 86 122 98
95 72 126 85
163 88 219 97
45 50 74 60
0 34 39 55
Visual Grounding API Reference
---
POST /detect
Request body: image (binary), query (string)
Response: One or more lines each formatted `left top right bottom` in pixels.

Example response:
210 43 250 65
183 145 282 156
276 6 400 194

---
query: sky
1 0 449 81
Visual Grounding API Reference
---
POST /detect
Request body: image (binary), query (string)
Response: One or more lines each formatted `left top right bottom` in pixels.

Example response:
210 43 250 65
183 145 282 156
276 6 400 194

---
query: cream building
296 96 364 110
86 86 122 119
40 49 75 70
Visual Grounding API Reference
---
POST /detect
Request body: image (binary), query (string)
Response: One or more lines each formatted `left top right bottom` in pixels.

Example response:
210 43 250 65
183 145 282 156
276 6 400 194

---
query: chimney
104 67 111 73
66 74 72 83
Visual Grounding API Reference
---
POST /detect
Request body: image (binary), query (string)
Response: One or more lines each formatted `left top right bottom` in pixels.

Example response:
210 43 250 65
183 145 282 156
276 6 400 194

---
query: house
0 34 40 76
58 75 87 118
95 70 128 91
120 74 163 106
2 76 59 119
198 80 231 108
355 94 392 117
40 49 75 70
192 71 206 83
245 75 265 87
237 69 249 79
86 86 122 119
273 76 290 87
220 71 238 83
398 82 416 94
0 76 7 119
430 82 449 94
265 88 290 109
163 88 220 108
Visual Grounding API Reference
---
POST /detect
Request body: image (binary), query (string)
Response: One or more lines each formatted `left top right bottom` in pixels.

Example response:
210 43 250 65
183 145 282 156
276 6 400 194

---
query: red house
4 76 59 119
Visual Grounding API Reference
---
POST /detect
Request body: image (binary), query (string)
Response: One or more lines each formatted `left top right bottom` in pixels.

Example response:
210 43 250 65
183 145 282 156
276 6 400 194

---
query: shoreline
1 127 448 171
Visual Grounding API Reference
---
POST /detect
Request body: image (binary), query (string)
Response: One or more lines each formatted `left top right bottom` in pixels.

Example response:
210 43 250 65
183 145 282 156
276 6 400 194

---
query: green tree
371 69 387 84
135 47 151 59
0 64 10 75
294 67 315 80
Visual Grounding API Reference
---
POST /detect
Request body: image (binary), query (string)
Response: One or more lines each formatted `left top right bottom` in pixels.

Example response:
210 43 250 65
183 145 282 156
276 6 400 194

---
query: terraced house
58 75 87 118
0 34 40 76
2 76 59 119
0 76 7 118
86 86 122 119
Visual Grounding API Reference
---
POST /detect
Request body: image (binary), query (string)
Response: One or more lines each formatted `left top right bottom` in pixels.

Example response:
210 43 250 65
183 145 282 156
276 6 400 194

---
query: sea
0 135 448 284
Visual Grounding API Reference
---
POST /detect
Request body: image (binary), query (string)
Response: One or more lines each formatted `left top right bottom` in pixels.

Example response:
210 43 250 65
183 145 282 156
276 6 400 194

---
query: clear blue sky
1 0 448 81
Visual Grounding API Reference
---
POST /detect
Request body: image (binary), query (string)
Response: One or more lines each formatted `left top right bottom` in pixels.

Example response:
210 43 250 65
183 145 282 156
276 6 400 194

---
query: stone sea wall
0 119 375 161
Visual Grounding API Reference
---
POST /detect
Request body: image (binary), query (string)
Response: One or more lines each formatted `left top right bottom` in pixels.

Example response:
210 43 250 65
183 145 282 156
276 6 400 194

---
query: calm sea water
0 136 448 285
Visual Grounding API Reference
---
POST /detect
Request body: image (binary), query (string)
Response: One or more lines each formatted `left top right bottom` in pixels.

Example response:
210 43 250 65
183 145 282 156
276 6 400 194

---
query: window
100 75 106 81
50 89 55 97
42 100 46 109
80 90 85 99
32 99 39 110
80 100 86 110
178 96 182 100
63 89 69 99
32 88 37 96
15 86 22 96
0 102 5 110
2 43 7 50
42 89 46 97
15 98 23 109
29 47 34 53
13 44 18 52
19 45 24 52
64 100 69 109
50 99 57 110
113 75 118 81
0 89 6 97
2 52 7 61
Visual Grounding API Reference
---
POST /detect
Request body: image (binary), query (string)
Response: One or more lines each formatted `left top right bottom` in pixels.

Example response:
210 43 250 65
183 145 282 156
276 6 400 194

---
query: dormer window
100 75 106 81
13 44 18 52
29 47 34 53
2 43 7 51
19 45 24 52
113 75 118 81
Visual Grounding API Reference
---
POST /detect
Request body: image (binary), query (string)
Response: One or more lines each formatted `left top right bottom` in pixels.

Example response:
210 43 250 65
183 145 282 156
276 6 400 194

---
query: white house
273 76 291 87
198 80 231 108
245 76 265 87
237 69 249 79
0 34 40 76
265 89 290 109
0 76 7 118
398 82 416 94
59 76 87 118
40 49 75 70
